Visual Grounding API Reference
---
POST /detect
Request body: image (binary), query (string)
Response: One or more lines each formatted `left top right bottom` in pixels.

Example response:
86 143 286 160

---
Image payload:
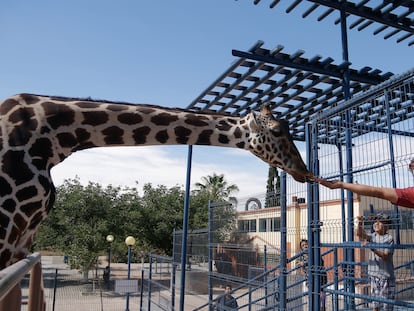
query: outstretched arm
313 178 398 204
355 216 369 241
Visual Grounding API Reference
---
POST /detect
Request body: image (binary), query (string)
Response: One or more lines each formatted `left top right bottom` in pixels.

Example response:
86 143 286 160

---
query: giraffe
0 93 311 269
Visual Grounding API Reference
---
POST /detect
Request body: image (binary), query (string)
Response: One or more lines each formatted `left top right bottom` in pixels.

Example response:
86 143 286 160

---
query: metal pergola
253 0 414 46
187 40 393 141
179 2 414 310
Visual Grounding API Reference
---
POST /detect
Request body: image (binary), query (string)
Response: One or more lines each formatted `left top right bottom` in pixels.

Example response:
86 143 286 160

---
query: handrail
0 252 41 301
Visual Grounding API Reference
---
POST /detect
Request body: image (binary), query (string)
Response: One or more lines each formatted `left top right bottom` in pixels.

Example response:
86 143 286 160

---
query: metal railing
0 252 45 311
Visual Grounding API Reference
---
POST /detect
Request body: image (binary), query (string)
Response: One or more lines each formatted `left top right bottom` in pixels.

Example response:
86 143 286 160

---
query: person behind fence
356 213 395 311
297 239 327 311
314 159 414 209
216 285 238 311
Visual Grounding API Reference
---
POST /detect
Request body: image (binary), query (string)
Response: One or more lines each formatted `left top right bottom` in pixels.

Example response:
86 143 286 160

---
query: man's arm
314 178 398 204
355 216 369 241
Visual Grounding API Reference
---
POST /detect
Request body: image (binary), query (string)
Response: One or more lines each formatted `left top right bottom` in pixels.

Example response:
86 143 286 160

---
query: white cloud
50 145 270 196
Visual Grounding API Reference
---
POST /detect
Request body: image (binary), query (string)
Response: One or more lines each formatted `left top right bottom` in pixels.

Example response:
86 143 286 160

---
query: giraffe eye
270 128 282 137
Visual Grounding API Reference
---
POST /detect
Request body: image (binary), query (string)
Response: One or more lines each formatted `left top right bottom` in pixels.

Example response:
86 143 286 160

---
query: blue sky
1 1 412 199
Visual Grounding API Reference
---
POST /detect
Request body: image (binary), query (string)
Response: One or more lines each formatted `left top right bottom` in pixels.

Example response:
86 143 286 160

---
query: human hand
312 177 343 189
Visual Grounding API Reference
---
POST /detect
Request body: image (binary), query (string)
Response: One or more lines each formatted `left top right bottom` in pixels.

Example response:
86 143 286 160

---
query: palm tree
193 173 239 203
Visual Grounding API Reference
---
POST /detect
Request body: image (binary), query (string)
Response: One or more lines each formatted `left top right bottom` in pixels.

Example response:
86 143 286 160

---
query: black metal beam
231 49 387 85
310 0 414 33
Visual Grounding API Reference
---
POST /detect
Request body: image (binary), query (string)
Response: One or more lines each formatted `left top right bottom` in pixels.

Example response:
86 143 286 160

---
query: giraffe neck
9 94 251 166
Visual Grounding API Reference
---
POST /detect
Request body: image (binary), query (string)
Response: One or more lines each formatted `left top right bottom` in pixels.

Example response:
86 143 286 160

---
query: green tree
34 178 142 274
33 173 240 267
136 183 186 255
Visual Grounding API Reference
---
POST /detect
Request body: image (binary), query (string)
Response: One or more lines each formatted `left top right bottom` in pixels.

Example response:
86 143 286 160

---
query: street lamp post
125 236 136 311
106 234 114 290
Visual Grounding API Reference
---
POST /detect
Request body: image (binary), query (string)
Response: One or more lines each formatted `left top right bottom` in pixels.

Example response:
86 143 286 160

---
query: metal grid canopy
253 0 414 46
186 41 393 141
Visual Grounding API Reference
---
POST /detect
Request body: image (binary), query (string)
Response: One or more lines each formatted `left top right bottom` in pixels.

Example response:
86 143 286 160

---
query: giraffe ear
248 111 260 132
260 104 273 117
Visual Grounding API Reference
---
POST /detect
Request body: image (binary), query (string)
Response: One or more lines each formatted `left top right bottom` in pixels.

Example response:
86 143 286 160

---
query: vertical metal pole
171 263 176 311
279 172 287 311
107 246 111 290
334 249 339 311
337 146 346 241
125 245 132 311
179 145 193 311
264 244 268 306
148 256 153 311
248 268 253 311
52 269 58 311
340 8 355 310
140 269 144 311
306 123 315 311
208 200 214 311
311 122 322 311
384 88 400 243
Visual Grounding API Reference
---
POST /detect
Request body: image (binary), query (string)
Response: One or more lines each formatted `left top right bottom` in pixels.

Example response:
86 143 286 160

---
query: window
259 217 281 232
238 219 256 232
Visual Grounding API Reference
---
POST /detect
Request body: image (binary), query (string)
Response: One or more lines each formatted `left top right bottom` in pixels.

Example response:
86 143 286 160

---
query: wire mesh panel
20 256 142 311
311 69 414 310
144 254 176 311
172 228 211 310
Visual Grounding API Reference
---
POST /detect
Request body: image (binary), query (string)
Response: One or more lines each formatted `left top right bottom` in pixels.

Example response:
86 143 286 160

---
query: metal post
52 269 58 311
125 245 132 311
208 200 214 311
171 263 176 311
334 249 339 311
107 246 111 290
280 172 287 311
179 145 193 311
148 255 153 311
264 245 268 307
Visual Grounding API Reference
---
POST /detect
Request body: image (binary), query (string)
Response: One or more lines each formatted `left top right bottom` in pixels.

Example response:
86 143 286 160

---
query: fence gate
309 69 414 310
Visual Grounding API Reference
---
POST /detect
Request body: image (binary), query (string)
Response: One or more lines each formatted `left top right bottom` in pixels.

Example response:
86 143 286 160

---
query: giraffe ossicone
0 93 311 268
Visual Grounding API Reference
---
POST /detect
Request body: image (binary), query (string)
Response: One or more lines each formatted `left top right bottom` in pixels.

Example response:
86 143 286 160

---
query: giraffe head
246 105 312 183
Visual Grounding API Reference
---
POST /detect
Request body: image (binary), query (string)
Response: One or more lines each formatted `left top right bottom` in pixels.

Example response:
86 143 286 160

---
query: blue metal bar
333 249 339 311
337 145 346 242
140 269 144 311
148 256 152 311
264 245 268 307
125 245 132 311
306 123 314 311
340 7 356 310
179 145 193 311
171 263 176 311
384 87 401 244
280 171 287 311
311 123 322 311
208 200 213 311
52 268 58 311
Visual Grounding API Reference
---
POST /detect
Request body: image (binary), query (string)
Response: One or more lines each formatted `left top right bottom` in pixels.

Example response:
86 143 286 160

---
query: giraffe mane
21 93 243 118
